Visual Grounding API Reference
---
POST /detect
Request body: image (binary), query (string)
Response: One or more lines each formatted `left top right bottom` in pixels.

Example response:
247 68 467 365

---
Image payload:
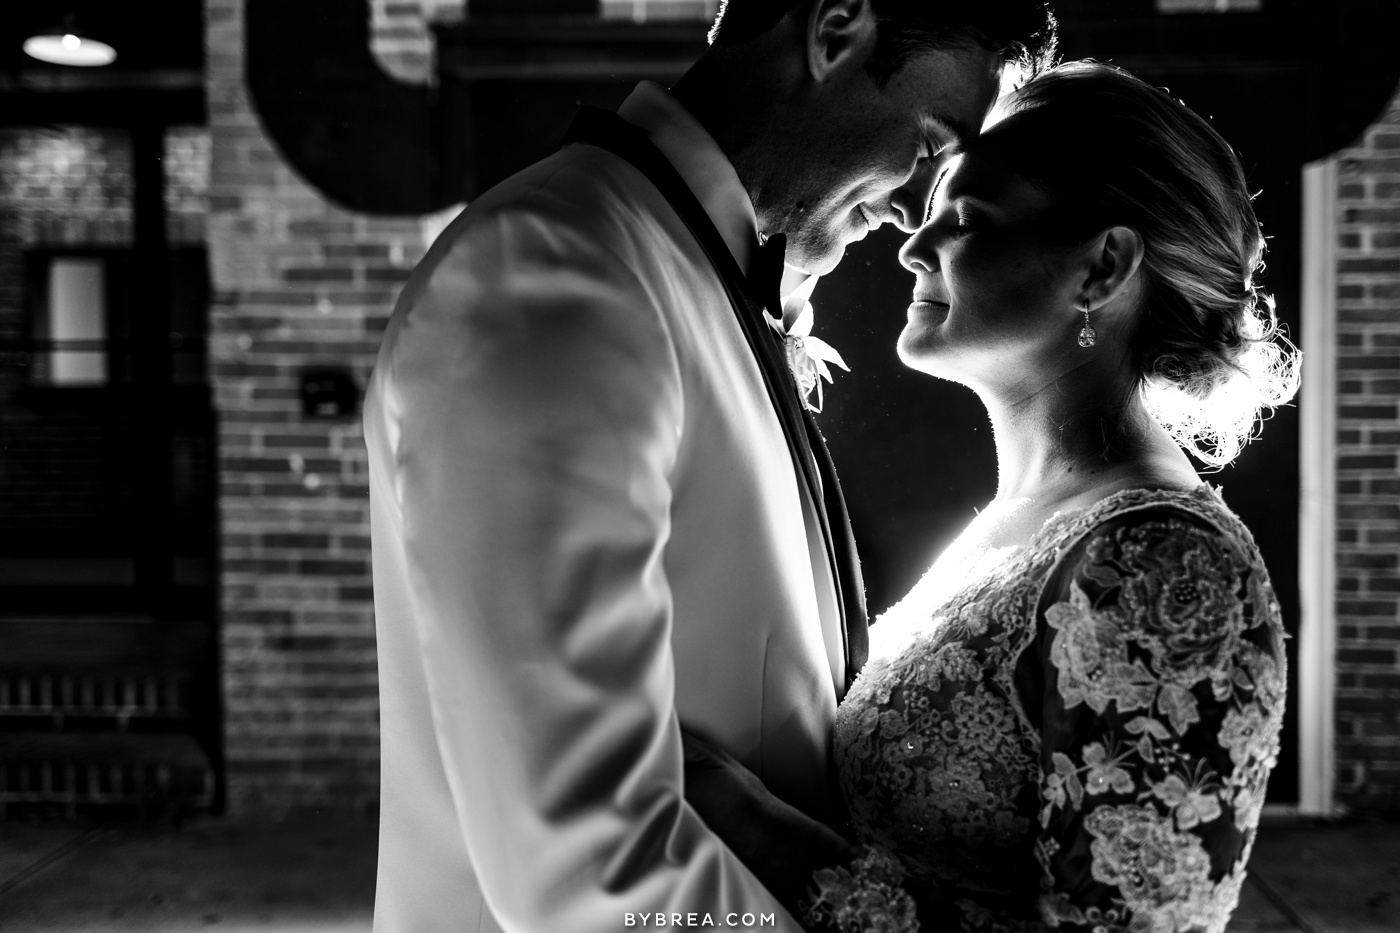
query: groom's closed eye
925 111 975 154
914 118 960 170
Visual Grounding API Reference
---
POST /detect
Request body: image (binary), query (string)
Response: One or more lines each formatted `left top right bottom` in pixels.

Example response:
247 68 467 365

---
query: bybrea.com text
624 912 778 927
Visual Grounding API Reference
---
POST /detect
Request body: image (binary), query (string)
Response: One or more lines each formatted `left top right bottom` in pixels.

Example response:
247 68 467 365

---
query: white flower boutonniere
766 274 849 413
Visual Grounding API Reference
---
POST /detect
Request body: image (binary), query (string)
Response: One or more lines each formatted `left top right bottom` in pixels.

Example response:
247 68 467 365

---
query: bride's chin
896 330 945 372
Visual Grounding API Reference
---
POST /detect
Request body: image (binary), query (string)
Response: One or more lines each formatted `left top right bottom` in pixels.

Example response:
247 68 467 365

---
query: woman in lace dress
682 61 1300 933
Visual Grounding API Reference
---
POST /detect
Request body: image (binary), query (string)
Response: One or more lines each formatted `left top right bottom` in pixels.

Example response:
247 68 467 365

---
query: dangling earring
1077 300 1096 348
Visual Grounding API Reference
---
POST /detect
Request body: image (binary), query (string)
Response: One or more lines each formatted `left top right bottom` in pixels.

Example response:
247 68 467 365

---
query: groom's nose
885 157 940 233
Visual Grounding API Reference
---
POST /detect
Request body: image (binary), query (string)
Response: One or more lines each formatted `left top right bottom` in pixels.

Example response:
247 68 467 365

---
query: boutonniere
765 274 849 413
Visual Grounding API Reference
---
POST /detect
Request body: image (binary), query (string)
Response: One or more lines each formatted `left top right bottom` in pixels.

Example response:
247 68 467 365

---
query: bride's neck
980 374 1193 508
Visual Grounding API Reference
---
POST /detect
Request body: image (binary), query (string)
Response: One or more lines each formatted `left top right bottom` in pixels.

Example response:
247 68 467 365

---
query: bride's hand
680 729 858 911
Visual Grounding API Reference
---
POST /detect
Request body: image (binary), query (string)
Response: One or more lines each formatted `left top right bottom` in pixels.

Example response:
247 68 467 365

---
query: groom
364 1 1052 931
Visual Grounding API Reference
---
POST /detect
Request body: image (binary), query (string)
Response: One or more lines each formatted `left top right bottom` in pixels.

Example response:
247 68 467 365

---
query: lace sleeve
1031 508 1286 932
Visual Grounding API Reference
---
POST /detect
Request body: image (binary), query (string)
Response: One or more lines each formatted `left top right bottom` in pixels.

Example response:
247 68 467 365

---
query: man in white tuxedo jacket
364 1 1049 930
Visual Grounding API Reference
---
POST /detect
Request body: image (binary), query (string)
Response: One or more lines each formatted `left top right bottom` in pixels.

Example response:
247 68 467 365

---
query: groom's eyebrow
924 112 975 155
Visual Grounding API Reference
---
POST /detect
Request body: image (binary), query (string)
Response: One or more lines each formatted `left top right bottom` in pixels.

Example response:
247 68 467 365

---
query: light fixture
23 17 117 67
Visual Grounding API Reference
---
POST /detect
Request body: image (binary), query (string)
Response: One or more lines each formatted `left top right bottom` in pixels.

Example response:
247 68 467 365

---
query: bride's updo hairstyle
989 61 1300 467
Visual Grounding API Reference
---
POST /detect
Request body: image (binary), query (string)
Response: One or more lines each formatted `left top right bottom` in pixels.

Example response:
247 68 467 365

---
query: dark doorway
0 126 219 818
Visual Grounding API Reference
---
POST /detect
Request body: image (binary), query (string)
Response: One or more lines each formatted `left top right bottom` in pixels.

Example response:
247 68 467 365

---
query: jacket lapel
560 107 868 691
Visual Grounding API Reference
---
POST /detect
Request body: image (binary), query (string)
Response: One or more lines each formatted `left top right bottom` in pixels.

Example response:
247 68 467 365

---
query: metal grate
0 672 188 729
0 733 214 818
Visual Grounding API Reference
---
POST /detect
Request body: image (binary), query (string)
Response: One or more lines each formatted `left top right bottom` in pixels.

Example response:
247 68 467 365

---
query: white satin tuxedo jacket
364 83 848 933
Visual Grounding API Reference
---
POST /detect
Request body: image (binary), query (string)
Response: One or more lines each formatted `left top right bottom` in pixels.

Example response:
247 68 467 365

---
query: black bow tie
751 233 787 319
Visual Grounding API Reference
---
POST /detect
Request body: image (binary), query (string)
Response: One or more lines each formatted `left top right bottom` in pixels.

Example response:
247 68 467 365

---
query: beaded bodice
833 486 1286 932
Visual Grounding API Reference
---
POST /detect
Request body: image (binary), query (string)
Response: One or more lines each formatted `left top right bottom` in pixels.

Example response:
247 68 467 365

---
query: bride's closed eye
924 167 953 225
925 198 976 237
941 212 977 238
954 205 981 232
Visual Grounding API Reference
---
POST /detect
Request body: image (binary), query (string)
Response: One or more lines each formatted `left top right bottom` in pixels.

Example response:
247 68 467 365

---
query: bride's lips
907 297 949 316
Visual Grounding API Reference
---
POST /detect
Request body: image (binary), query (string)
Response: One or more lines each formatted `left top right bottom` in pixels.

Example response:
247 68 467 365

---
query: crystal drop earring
1077 300 1096 348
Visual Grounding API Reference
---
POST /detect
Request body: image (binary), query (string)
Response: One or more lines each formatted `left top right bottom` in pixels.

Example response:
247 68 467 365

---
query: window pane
48 257 107 385
1157 0 1262 12
165 126 210 246
600 0 719 22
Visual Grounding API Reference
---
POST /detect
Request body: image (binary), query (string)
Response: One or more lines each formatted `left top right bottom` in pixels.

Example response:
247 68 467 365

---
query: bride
683 60 1300 933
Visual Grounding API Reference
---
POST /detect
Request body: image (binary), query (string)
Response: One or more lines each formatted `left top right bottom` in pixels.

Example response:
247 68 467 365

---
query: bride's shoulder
1030 485 1286 732
1035 483 1282 649
1042 483 1258 560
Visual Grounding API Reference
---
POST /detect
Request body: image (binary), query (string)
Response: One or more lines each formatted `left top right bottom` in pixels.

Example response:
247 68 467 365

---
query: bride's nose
899 225 938 274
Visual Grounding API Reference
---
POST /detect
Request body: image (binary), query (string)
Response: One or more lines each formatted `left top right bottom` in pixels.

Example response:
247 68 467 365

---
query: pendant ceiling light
23 15 117 67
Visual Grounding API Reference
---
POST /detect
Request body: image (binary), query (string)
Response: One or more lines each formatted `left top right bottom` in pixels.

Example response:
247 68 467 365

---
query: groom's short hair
710 0 1057 86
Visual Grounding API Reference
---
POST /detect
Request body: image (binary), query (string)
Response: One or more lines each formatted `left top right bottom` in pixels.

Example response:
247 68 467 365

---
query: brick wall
1334 87 1400 813
207 0 460 813
369 0 462 83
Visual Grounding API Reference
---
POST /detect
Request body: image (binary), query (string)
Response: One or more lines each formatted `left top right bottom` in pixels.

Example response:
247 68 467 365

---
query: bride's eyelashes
925 168 953 225
939 214 976 238
925 199 976 237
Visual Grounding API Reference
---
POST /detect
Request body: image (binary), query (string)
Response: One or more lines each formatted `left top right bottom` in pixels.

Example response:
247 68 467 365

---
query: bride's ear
807 0 877 82
1082 225 1145 312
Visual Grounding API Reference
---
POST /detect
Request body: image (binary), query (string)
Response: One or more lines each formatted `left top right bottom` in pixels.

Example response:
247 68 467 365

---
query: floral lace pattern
806 845 920 933
833 487 1285 933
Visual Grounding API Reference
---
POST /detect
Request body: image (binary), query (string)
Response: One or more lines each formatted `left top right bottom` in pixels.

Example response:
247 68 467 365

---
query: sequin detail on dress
833 487 1286 932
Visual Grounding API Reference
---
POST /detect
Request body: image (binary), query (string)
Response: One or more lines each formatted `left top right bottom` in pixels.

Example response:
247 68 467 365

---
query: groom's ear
1083 225 1145 312
806 0 878 83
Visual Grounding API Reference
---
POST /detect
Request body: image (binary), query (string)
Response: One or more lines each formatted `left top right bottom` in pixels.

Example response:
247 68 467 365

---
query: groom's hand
680 729 858 911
